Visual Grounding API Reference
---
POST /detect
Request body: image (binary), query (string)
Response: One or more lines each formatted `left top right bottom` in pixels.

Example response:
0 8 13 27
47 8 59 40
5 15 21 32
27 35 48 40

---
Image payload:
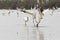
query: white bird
17 12 19 17
16 8 20 17
8 11 10 16
21 6 44 27
23 17 29 26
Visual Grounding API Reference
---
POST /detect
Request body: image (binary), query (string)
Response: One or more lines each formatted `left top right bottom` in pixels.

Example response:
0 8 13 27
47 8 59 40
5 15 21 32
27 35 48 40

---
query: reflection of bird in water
39 31 44 40
23 17 29 26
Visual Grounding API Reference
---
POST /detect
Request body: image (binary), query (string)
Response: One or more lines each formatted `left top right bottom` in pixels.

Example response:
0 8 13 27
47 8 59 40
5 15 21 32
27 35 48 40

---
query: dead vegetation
0 0 60 9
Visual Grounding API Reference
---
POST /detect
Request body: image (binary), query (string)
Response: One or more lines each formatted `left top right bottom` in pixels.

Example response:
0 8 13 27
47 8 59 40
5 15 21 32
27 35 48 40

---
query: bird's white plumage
24 17 28 21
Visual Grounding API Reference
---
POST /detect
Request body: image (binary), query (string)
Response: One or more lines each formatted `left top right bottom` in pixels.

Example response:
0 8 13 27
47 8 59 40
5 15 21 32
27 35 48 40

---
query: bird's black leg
36 24 38 28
